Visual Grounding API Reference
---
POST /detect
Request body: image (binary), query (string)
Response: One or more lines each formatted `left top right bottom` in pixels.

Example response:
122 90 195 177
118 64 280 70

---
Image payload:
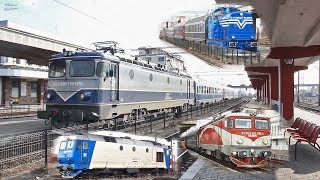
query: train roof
221 11 252 20
50 51 119 61
226 112 259 117
62 133 166 148
185 14 208 25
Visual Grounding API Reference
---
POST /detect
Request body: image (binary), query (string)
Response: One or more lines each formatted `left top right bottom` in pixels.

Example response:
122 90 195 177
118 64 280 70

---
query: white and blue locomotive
39 44 195 127
57 133 171 178
38 44 237 127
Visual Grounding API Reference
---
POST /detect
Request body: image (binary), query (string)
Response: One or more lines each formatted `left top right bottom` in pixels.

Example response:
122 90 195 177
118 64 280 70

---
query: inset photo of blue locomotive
37 42 238 128
163 6 258 52
57 132 172 178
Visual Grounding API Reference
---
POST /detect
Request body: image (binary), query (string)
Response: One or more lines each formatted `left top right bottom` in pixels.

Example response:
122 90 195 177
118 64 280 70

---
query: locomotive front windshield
235 118 252 129
255 119 269 130
59 140 74 150
70 60 95 77
49 61 66 78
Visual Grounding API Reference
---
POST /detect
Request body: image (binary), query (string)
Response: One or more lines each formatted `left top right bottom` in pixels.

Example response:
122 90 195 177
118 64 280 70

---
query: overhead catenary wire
52 0 105 24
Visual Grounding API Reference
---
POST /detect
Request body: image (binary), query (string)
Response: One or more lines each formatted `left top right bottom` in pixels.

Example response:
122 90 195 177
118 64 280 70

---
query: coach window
167 77 170 84
119 146 123 151
146 148 149 153
132 147 136 152
156 152 164 162
70 60 95 77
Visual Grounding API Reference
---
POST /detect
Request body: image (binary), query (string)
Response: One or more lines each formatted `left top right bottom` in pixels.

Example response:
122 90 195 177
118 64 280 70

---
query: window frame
255 119 269 130
234 118 252 129
49 61 66 78
156 152 164 162
69 60 95 77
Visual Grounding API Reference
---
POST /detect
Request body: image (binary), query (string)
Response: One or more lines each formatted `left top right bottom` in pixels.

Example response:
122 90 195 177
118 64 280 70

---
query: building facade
0 56 48 106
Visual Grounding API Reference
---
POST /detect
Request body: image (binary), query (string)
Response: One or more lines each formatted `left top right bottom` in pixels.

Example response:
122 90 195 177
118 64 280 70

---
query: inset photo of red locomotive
181 108 272 168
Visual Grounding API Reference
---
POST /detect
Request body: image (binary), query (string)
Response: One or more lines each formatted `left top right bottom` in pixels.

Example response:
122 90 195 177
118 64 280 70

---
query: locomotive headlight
80 91 92 101
232 151 237 157
46 93 51 99
250 149 255 154
236 139 244 144
263 139 269 145
232 36 235 39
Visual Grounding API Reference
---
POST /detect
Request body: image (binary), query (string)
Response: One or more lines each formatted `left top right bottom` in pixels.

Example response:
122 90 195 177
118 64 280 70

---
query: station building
0 56 47 106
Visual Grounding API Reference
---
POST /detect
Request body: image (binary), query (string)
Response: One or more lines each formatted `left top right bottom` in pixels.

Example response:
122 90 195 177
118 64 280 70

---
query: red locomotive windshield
234 118 252 129
255 119 269 130
226 116 270 141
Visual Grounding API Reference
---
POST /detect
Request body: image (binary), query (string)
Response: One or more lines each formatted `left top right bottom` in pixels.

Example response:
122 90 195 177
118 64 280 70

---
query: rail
295 102 320 114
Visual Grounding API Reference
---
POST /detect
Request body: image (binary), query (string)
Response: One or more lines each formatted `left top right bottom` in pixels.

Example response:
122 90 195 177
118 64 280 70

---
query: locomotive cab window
59 141 67 150
156 152 164 162
255 119 269 130
235 118 252 129
49 61 66 78
225 119 233 128
70 60 95 77
96 62 110 77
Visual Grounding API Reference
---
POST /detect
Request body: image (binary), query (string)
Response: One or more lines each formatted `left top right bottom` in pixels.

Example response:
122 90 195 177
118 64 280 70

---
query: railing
0 130 57 176
0 104 45 118
164 37 264 66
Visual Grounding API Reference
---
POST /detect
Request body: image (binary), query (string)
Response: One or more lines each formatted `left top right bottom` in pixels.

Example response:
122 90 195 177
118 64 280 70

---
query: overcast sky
0 0 319 85
1 0 214 48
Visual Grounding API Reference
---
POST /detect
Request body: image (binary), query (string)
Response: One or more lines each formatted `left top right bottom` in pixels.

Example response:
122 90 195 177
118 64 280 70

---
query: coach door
110 63 119 101
81 141 89 163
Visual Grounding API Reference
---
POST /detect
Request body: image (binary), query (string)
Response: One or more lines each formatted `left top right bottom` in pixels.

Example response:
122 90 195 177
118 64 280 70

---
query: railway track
296 102 320 115
187 147 287 175
51 98 247 135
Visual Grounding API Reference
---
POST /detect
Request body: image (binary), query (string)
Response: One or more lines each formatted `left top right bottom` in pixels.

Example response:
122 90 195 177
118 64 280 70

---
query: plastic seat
291 123 315 140
290 118 302 128
284 118 303 138
287 119 306 134
293 125 320 160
